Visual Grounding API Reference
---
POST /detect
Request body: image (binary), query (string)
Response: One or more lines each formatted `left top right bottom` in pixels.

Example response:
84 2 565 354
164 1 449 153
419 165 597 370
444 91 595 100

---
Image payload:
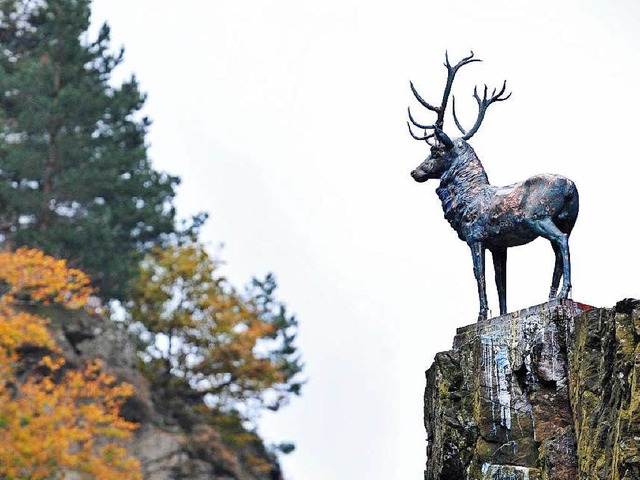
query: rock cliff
31 304 283 480
424 299 640 480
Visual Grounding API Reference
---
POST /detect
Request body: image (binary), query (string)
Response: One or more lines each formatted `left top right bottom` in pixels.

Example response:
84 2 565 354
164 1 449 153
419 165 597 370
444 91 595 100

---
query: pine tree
0 0 179 300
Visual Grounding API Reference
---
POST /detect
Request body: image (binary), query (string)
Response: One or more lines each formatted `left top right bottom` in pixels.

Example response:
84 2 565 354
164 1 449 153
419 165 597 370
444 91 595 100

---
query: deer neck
435 149 490 240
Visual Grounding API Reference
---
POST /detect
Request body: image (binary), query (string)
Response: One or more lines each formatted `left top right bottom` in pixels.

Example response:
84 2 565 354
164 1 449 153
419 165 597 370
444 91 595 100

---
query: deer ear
434 126 454 150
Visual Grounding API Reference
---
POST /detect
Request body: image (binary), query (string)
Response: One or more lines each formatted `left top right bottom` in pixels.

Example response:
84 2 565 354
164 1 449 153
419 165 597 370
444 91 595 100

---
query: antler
452 80 512 140
407 51 481 143
407 107 436 144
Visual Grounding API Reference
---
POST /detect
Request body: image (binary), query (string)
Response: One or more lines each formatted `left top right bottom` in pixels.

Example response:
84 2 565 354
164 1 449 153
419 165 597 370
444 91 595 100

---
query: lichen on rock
568 299 640 480
424 299 640 480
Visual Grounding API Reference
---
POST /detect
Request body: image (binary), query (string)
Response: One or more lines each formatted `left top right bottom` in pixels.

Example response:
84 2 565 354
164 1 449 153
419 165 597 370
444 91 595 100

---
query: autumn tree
0 0 180 300
129 241 304 419
0 247 142 479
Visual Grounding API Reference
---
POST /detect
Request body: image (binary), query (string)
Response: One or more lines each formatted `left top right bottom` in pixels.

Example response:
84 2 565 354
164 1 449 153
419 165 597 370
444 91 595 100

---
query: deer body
432 142 578 248
408 53 579 320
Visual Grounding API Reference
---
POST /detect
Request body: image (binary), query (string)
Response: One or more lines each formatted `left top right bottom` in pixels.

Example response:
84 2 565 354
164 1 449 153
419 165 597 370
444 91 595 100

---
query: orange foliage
0 358 140 479
0 307 56 353
0 248 141 479
0 247 93 308
131 242 292 411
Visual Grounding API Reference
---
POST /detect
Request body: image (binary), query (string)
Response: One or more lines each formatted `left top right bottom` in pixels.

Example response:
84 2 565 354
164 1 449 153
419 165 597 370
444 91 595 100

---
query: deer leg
557 234 571 299
492 248 507 315
528 218 571 299
549 244 562 300
470 243 488 321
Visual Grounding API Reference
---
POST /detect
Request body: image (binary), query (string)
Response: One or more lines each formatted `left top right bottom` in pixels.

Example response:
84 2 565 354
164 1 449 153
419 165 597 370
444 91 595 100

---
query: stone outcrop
424 299 640 480
29 304 282 480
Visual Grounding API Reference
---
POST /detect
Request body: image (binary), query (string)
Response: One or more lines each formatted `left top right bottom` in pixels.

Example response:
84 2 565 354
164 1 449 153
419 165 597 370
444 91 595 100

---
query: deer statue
408 52 579 321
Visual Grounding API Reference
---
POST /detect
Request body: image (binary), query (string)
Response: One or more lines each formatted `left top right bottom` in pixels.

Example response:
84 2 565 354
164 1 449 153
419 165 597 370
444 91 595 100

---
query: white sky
90 1 640 479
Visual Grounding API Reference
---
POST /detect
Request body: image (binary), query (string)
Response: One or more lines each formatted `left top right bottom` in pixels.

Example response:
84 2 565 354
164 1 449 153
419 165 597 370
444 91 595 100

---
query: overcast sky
90 1 640 479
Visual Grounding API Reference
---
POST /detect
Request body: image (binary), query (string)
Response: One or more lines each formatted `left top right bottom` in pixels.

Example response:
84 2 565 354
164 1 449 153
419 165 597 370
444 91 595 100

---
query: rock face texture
32 304 283 480
424 299 640 480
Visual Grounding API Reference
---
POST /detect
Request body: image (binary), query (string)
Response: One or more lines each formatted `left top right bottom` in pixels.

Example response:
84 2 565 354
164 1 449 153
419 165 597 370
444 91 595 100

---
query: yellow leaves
0 306 56 353
0 248 142 479
0 247 93 309
130 241 299 414
40 354 65 371
0 355 142 479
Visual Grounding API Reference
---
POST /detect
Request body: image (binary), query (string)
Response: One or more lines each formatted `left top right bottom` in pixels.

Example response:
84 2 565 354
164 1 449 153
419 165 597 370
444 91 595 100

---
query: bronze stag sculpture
408 52 579 321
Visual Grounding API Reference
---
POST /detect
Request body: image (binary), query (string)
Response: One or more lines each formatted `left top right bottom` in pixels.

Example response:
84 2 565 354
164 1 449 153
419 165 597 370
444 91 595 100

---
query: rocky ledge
28 304 282 480
424 299 640 480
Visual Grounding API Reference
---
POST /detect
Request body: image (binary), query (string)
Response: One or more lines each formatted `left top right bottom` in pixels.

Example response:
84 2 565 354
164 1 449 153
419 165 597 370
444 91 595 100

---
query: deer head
410 127 456 182
408 51 511 182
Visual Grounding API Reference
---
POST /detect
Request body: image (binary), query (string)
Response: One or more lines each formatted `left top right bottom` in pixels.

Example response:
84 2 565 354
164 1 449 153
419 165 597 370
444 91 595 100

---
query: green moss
426 302 640 480
616 312 636 359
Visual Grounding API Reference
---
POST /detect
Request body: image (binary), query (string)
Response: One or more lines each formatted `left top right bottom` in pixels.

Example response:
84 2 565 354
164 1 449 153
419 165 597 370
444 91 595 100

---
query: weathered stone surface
425 300 640 479
480 464 541 480
26 304 282 480
568 299 640 480
132 425 190 479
